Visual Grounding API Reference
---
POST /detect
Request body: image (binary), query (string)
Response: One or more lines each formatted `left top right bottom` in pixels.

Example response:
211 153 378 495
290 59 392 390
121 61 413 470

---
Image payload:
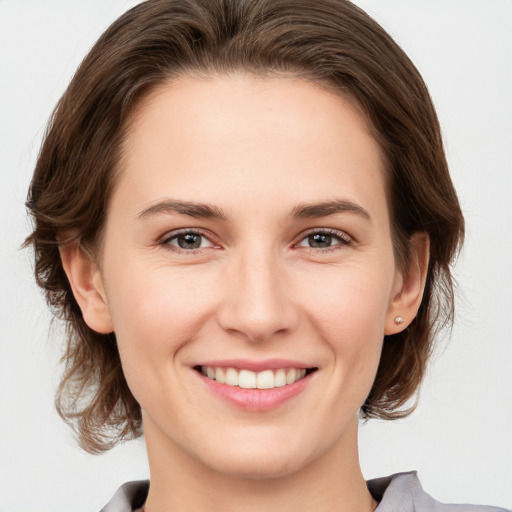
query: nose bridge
219 242 296 342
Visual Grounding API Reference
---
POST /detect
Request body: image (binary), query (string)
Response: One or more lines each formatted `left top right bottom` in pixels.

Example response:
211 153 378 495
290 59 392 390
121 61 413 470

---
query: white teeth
225 367 238 386
239 369 256 389
256 369 274 389
215 367 225 384
286 368 296 385
274 369 287 387
200 366 310 389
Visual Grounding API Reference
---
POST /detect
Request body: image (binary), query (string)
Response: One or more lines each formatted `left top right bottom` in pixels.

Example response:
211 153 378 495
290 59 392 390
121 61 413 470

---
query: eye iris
178 233 202 249
309 233 332 248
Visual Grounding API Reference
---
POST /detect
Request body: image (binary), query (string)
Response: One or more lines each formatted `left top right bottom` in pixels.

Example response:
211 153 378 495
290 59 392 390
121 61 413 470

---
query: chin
194 431 323 481
206 450 310 481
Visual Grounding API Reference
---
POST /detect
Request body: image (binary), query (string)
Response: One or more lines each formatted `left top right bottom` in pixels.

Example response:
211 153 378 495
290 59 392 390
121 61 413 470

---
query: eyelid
294 227 353 250
157 227 353 253
159 228 220 251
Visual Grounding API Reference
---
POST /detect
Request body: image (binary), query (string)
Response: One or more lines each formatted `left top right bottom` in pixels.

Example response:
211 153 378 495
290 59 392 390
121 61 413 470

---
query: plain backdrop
0 1 511 511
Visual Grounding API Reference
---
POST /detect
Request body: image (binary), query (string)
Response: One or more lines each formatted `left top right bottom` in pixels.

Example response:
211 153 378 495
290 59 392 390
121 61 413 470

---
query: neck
142 418 377 512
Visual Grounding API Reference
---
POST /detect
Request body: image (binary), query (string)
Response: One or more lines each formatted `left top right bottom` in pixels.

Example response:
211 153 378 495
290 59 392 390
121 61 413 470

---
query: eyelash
160 228 218 253
296 228 352 253
159 228 353 254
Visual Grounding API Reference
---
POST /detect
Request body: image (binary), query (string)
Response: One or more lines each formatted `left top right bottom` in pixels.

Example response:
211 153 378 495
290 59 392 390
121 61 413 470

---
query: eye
162 230 216 251
296 229 351 250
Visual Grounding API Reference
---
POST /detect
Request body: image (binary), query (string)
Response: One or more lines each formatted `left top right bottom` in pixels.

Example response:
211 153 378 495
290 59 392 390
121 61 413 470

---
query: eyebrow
137 198 370 222
290 199 371 222
137 199 228 221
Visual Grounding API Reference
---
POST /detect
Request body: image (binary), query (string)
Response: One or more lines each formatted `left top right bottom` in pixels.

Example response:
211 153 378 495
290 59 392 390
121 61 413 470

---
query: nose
217 247 299 343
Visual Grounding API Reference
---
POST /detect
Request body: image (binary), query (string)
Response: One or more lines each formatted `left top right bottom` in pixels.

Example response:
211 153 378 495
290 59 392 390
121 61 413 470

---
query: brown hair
26 0 464 453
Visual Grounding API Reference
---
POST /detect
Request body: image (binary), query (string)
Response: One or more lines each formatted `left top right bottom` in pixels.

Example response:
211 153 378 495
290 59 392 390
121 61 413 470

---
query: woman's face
88 75 409 478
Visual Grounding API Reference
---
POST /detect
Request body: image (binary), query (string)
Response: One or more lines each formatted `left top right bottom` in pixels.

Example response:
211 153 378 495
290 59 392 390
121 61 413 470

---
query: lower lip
197 372 313 411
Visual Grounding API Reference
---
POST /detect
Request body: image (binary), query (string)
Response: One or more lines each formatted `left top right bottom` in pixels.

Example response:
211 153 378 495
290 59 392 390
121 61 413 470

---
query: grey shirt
100 471 508 511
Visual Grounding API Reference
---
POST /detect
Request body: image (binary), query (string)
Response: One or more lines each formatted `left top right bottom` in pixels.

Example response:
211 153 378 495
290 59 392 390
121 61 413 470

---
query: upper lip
194 359 317 372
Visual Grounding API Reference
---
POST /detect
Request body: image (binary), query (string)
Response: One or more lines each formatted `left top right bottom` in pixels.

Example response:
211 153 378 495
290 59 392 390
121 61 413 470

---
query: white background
0 1 511 510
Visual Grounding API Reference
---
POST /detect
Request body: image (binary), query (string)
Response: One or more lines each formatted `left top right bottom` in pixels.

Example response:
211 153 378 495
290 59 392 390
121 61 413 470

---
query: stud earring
394 316 404 325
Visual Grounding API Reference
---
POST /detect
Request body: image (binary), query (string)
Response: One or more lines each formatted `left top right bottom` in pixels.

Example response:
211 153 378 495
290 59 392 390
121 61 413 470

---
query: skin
61 74 428 512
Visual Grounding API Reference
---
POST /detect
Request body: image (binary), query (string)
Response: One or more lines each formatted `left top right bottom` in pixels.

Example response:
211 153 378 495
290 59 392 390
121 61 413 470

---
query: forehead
115 74 387 219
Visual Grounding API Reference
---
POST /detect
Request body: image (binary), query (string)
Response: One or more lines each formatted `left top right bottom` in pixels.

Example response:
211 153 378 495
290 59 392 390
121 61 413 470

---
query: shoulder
98 474 509 512
99 480 149 512
367 472 509 512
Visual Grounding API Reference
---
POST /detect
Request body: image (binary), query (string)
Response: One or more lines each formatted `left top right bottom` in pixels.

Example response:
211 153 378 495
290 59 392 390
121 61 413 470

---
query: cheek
297 263 392 392
299 261 393 337
102 265 221 417
104 263 218 364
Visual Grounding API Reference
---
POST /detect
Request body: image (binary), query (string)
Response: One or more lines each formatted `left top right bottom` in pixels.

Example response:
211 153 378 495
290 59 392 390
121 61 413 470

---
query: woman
22 0 509 510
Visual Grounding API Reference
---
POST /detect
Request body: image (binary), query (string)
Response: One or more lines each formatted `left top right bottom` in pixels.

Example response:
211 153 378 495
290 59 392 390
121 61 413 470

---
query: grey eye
167 232 213 250
177 233 202 249
298 232 345 249
307 233 334 248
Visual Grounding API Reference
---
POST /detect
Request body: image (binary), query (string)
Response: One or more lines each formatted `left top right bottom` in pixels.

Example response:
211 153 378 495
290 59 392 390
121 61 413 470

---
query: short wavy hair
26 0 464 453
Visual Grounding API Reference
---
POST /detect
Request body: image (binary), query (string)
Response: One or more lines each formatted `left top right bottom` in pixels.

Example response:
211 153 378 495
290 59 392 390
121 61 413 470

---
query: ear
59 242 114 334
385 233 430 335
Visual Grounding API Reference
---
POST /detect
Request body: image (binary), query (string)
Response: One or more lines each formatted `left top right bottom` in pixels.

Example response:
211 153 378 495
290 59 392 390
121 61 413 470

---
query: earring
394 316 404 325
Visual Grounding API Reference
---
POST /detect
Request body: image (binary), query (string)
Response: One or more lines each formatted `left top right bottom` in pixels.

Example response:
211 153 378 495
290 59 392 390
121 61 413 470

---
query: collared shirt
99 471 509 512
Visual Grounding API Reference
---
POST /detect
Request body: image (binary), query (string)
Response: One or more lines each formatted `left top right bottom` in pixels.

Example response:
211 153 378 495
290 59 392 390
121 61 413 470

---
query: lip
195 358 313 372
193 359 317 411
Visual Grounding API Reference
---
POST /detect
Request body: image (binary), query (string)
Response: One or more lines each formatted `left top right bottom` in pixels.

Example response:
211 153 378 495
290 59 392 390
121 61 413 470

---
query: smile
194 363 318 411
198 366 311 389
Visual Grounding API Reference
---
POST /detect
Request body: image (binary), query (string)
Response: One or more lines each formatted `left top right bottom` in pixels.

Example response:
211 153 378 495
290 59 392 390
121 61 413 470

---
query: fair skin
61 74 428 512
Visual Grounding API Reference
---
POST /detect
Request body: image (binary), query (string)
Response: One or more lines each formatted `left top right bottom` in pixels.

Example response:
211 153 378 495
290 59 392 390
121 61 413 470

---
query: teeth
200 366 309 389
215 367 225 384
274 369 287 387
239 369 256 389
256 369 274 389
286 368 296 385
225 367 238 386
